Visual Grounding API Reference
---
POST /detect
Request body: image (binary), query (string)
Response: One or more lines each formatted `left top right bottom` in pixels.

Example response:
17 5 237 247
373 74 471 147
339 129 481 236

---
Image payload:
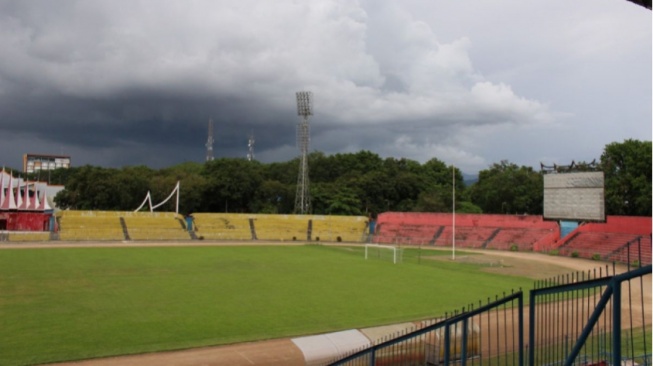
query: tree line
44 139 650 217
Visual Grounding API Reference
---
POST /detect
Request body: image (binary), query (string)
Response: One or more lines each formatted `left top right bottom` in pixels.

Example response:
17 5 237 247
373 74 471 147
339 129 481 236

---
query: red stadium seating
554 216 651 265
374 213 558 251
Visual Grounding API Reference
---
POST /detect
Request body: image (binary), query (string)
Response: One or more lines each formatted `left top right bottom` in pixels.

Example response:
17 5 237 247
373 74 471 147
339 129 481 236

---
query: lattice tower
206 118 214 162
294 91 312 214
247 133 255 161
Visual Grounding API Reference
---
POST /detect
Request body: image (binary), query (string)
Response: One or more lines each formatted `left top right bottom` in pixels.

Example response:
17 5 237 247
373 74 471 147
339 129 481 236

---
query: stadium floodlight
294 91 313 214
296 91 313 116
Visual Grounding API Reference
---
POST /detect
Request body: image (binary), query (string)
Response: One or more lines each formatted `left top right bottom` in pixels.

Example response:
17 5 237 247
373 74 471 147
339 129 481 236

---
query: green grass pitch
0 244 534 365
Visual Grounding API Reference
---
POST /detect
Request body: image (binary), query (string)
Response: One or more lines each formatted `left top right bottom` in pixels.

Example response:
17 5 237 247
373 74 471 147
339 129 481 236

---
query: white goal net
364 244 403 264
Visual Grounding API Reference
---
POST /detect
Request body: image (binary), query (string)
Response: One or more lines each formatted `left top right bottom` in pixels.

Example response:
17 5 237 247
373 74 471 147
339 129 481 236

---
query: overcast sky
0 0 650 174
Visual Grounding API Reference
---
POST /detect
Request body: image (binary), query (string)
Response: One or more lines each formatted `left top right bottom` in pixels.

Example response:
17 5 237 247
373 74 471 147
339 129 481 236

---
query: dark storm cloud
0 0 649 173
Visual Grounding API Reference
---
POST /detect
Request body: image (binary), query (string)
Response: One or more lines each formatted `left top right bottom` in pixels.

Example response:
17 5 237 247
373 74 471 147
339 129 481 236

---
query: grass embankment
0 245 532 365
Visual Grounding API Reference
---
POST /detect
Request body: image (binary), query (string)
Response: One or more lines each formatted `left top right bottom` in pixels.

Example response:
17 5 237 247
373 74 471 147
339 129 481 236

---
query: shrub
510 244 519 252
591 253 602 261
548 249 559 256
571 251 579 258
632 259 640 267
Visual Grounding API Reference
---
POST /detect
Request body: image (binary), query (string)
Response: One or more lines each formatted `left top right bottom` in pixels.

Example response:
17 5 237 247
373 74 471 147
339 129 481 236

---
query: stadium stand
310 215 367 242
192 213 253 240
554 216 651 265
121 212 190 241
374 212 559 251
252 214 309 241
51 210 649 267
58 211 126 241
5 231 51 242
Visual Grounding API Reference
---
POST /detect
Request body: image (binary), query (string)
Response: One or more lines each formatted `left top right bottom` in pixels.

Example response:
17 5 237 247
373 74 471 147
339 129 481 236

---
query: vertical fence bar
461 314 468 366
529 287 535 366
611 279 621 366
518 290 524 366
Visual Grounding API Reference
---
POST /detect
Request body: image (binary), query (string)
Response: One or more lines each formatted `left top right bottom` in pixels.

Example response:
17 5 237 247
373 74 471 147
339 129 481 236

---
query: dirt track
3 242 649 366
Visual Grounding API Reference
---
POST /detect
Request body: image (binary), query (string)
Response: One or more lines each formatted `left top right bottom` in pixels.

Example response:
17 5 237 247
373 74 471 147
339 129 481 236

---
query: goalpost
364 244 402 264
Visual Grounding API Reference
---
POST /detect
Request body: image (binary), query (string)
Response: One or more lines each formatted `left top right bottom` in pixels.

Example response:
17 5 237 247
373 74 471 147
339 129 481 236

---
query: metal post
529 286 537 366
518 291 524 366
452 164 456 260
461 317 468 366
612 280 621 366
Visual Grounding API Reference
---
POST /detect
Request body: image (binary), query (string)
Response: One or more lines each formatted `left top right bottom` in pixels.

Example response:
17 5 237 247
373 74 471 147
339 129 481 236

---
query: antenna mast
294 91 312 214
206 118 214 162
247 133 255 161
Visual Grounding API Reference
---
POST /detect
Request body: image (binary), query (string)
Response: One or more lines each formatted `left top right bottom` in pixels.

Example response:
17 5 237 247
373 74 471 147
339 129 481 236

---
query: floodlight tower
294 91 312 214
206 118 214 162
247 133 255 161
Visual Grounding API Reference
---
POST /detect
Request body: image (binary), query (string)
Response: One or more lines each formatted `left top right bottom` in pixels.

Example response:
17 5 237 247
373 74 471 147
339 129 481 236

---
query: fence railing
326 264 651 366
530 264 651 366
326 290 524 366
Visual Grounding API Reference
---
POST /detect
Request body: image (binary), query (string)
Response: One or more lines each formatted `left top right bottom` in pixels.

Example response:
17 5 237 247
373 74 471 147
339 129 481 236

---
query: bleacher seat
6 232 51 242
252 214 309 241
311 215 367 243
375 212 558 250
58 211 126 241
192 213 253 240
122 212 190 241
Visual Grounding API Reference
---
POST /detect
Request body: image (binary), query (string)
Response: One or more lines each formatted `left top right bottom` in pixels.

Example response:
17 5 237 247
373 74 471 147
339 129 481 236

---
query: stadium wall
576 215 651 235
0 211 51 231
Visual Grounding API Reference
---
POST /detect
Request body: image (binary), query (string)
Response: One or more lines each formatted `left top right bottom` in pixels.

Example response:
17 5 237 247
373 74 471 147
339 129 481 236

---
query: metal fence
529 264 651 366
327 290 524 366
326 264 651 366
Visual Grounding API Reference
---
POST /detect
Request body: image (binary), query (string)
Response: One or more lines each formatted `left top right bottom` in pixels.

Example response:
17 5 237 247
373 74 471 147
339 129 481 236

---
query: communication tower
206 118 214 162
247 133 255 161
294 91 312 214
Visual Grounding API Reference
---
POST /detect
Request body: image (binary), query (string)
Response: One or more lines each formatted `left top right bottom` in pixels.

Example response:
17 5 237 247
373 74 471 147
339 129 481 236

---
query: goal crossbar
364 244 400 264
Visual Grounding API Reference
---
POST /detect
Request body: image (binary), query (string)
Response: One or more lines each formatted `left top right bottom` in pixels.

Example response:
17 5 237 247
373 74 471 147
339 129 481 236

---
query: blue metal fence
326 264 650 366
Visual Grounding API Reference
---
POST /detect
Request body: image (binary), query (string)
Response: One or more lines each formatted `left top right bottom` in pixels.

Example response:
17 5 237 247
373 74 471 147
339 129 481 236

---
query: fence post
461 316 468 366
611 280 621 366
528 289 536 366
518 291 524 366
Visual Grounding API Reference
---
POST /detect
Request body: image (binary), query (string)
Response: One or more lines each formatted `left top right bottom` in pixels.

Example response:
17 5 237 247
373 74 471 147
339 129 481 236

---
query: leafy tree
311 183 362 215
254 180 294 214
201 158 263 212
600 139 652 216
470 160 542 214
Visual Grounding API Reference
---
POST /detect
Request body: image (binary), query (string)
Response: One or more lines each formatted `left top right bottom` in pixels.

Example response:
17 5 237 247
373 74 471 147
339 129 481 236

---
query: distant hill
462 173 478 186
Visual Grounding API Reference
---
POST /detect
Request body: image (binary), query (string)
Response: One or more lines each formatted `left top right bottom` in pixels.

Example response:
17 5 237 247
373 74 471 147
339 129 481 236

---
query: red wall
0 212 51 231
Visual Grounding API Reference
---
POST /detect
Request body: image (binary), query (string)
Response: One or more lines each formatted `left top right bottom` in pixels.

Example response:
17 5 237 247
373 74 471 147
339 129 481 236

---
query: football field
0 244 535 366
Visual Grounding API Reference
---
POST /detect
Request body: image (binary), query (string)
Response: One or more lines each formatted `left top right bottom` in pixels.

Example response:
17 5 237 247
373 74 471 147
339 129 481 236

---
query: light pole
452 164 456 260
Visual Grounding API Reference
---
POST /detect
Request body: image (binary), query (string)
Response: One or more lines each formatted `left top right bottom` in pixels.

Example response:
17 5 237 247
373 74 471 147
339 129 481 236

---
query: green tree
470 160 543 214
600 139 652 216
254 180 294 213
201 158 263 212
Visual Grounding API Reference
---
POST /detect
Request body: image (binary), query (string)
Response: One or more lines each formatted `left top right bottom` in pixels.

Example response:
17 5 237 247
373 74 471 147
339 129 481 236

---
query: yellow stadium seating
122 213 190 241
311 215 367 243
6 232 51 242
58 213 125 241
252 214 309 241
192 213 253 240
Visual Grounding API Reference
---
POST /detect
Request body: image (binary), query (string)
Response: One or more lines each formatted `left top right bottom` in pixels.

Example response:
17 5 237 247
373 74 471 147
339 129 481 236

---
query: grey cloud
0 0 648 174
